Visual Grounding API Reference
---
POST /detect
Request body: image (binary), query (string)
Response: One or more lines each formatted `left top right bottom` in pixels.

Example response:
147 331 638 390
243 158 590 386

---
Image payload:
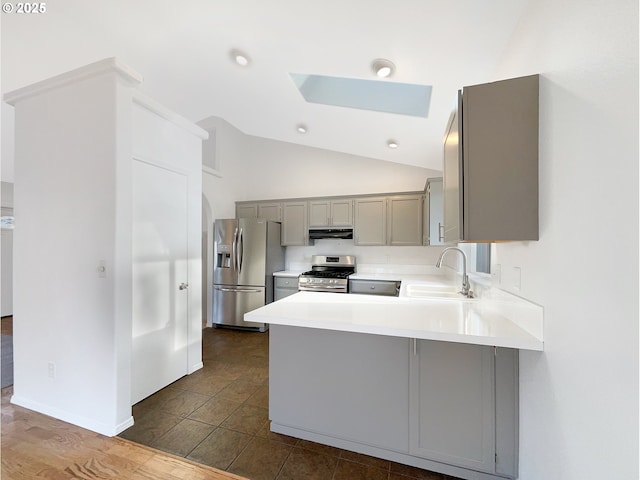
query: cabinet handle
413 338 417 356
438 223 445 242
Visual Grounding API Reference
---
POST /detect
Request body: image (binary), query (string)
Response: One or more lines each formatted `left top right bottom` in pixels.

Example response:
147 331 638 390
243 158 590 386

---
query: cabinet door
387 195 423 246
236 203 258 219
274 277 298 301
258 202 281 222
330 199 353 226
354 197 386 245
425 178 444 246
443 108 461 243
410 340 495 474
461 75 538 241
270 325 410 452
308 200 330 227
281 201 308 246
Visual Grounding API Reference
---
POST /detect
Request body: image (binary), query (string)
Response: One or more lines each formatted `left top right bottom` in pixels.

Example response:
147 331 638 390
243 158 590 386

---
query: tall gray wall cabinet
444 74 539 243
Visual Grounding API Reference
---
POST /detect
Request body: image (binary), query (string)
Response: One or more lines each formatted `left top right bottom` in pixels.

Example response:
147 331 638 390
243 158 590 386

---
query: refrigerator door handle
238 228 244 275
232 227 239 271
214 286 263 293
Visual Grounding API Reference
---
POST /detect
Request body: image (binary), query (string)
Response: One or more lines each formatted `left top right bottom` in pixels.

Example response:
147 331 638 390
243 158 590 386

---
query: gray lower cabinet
410 340 495 473
269 325 519 480
270 326 410 452
274 276 298 301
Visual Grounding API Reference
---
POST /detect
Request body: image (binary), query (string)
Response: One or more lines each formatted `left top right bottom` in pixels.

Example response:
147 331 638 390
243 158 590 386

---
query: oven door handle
299 285 347 291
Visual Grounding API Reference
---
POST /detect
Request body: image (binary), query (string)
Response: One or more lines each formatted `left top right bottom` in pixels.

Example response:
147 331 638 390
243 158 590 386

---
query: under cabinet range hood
308 228 353 240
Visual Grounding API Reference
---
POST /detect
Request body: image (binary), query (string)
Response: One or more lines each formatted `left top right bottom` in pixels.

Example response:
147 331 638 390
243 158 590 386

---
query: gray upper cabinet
281 201 308 246
444 74 539 242
308 198 353 228
424 178 444 246
258 202 281 222
236 203 258 219
387 195 423 246
354 197 386 245
236 201 281 221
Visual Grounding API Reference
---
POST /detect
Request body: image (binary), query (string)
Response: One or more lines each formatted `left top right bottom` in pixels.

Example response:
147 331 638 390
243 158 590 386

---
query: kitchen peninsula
245 284 543 480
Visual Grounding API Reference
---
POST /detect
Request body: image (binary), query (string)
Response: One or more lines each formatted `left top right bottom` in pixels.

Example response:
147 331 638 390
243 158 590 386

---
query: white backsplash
285 239 447 274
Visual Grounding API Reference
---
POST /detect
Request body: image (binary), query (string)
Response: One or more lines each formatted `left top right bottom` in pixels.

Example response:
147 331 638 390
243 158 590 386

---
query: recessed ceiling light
387 140 399 149
372 59 395 78
296 124 308 134
230 49 250 67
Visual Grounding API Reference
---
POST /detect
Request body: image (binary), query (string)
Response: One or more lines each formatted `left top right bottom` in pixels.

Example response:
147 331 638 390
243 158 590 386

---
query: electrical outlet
512 266 521 290
491 264 501 285
48 362 55 379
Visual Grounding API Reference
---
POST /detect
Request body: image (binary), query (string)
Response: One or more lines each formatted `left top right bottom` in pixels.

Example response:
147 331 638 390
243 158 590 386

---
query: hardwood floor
0 385 248 480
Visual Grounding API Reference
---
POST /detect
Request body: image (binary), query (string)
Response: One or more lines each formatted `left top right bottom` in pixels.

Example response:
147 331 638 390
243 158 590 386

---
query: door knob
179 283 189 290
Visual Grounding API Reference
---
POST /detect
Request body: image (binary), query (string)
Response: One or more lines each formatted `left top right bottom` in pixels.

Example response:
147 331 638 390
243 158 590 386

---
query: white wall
201 116 440 223
10 71 126 435
488 1 638 478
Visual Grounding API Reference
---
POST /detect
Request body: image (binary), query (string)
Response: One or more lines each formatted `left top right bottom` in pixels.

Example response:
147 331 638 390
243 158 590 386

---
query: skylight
290 73 431 118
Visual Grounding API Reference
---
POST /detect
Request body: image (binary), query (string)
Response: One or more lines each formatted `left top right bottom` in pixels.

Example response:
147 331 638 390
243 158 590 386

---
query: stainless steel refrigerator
213 218 284 332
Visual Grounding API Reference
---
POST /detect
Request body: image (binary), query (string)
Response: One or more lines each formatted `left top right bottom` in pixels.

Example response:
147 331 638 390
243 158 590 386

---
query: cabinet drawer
349 280 399 296
275 277 298 289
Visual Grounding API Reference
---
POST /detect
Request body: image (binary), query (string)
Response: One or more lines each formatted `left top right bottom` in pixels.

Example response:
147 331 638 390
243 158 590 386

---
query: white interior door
132 159 189 404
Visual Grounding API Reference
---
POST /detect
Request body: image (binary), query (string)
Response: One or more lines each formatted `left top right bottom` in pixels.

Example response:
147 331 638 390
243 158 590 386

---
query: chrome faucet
436 247 473 298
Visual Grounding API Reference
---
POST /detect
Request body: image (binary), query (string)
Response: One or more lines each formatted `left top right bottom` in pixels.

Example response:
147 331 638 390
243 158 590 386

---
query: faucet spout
435 247 473 298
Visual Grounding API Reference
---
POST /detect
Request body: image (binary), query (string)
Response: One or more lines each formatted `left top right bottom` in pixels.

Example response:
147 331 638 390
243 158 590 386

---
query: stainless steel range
298 255 356 293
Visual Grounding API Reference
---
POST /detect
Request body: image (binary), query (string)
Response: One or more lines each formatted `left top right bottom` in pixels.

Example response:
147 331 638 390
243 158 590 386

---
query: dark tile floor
120 327 460 480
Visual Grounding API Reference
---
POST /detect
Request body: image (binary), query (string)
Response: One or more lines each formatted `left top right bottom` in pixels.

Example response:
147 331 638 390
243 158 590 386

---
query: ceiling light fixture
296 124 308 134
230 49 250 67
372 59 395 78
387 140 399 149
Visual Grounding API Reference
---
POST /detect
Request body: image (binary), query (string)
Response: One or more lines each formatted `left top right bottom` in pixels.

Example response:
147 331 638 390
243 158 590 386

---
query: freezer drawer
213 285 267 331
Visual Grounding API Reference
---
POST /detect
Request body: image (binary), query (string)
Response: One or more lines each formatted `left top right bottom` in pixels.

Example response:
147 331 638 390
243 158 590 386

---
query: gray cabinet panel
444 75 539 242
258 202 281 222
309 198 353 227
308 200 330 227
281 201 308 246
443 109 462 244
410 340 495 473
270 325 410 452
274 276 298 301
495 348 519 477
424 177 444 246
388 195 423 246
236 203 258 219
330 199 353 226
354 197 386 245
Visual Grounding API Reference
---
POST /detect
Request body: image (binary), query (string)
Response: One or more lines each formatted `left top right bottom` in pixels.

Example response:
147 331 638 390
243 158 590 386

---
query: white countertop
273 270 304 278
246 289 543 351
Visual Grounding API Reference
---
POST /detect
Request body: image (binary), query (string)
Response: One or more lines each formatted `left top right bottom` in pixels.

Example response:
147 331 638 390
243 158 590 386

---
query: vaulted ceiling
1 0 530 176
